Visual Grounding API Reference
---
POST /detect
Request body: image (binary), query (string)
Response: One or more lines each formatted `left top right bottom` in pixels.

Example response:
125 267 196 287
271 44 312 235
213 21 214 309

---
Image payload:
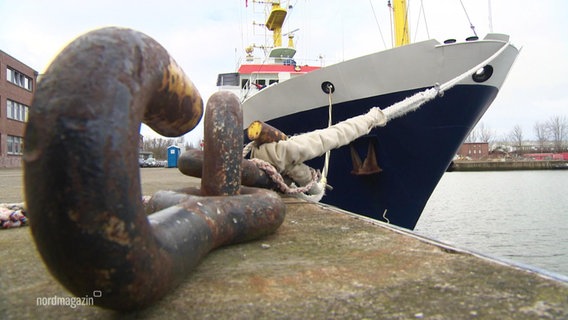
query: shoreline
449 160 568 171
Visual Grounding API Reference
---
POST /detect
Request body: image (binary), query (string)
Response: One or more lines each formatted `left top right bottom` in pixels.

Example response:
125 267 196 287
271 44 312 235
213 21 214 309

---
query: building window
7 135 24 155
6 66 33 91
6 99 29 122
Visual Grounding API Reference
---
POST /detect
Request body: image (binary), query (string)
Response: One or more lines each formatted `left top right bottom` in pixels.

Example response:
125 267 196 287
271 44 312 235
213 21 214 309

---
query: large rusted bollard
23 27 285 311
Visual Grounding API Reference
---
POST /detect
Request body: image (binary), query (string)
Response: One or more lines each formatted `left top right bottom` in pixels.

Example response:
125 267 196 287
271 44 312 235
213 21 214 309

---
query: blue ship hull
263 84 498 229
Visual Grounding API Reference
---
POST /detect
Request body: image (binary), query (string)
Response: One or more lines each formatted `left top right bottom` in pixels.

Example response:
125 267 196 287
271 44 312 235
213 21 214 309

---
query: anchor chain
23 27 286 311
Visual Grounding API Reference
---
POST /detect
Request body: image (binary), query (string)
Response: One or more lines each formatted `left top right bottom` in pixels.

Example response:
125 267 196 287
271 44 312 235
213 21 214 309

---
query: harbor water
415 170 568 277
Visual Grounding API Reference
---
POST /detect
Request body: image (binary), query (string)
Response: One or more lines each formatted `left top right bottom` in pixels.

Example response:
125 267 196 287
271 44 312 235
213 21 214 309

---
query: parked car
140 157 167 168
140 157 157 167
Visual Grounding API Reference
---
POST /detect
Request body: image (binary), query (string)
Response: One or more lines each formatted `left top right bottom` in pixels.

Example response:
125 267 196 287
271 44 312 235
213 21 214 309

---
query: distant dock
450 160 568 171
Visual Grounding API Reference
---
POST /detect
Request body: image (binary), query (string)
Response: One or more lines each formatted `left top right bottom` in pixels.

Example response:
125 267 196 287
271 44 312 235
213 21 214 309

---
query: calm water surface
414 170 568 277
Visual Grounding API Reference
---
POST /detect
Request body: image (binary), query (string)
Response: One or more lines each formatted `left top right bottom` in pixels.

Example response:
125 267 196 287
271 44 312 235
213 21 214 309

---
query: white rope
321 85 334 186
382 209 390 224
297 88 336 202
380 86 439 121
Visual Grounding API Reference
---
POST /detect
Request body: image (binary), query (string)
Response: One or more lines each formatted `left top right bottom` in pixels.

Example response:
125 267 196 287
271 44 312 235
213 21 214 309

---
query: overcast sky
1 0 566 143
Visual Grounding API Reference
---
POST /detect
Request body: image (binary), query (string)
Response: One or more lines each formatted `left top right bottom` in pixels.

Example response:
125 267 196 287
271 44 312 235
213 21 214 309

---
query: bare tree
465 128 479 143
184 140 197 151
534 121 548 152
545 115 568 152
509 124 523 152
465 122 495 145
176 136 185 146
477 122 495 143
142 137 175 159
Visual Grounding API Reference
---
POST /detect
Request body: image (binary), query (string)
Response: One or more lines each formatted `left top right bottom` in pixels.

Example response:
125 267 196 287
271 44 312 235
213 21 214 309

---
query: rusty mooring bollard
178 149 277 190
23 27 285 311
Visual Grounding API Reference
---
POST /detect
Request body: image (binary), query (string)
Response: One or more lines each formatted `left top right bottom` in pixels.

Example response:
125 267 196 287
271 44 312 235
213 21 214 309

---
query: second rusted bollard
202 92 242 196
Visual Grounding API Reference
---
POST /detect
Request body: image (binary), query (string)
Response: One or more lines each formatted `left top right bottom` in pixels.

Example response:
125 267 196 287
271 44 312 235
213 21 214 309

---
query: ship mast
391 0 410 46
265 1 287 47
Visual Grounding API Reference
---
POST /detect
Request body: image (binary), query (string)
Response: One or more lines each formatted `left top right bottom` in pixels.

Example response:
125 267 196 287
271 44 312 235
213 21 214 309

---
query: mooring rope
249 158 321 195
243 141 255 157
321 84 334 187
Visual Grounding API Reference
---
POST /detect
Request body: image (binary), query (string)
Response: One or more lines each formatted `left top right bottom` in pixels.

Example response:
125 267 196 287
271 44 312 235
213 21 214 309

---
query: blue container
167 145 181 168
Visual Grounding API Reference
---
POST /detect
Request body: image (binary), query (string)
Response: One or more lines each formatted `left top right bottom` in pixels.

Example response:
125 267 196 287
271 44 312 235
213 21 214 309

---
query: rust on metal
23 27 285 312
146 58 204 136
247 120 288 147
178 149 277 190
201 92 243 196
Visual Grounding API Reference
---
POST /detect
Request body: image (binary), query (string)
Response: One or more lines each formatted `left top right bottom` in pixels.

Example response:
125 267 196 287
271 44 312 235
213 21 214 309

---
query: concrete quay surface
1 168 567 319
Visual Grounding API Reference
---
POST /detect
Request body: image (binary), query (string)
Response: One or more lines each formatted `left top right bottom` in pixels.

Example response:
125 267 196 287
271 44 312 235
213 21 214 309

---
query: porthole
472 65 493 83
321 81 335 94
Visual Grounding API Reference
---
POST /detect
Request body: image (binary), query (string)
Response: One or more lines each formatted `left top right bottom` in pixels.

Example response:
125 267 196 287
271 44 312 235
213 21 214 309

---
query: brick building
457 142 489 160
1 50 38 168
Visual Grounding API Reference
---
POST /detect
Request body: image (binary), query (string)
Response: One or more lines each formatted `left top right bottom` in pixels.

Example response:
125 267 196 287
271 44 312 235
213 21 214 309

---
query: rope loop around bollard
23 27 286 311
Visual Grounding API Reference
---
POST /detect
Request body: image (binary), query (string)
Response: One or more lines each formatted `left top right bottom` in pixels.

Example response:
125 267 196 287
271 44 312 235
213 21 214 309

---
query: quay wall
451 160 568 171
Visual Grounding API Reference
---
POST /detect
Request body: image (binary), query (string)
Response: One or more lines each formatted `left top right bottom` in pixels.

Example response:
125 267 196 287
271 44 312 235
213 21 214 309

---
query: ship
217 0 519 230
